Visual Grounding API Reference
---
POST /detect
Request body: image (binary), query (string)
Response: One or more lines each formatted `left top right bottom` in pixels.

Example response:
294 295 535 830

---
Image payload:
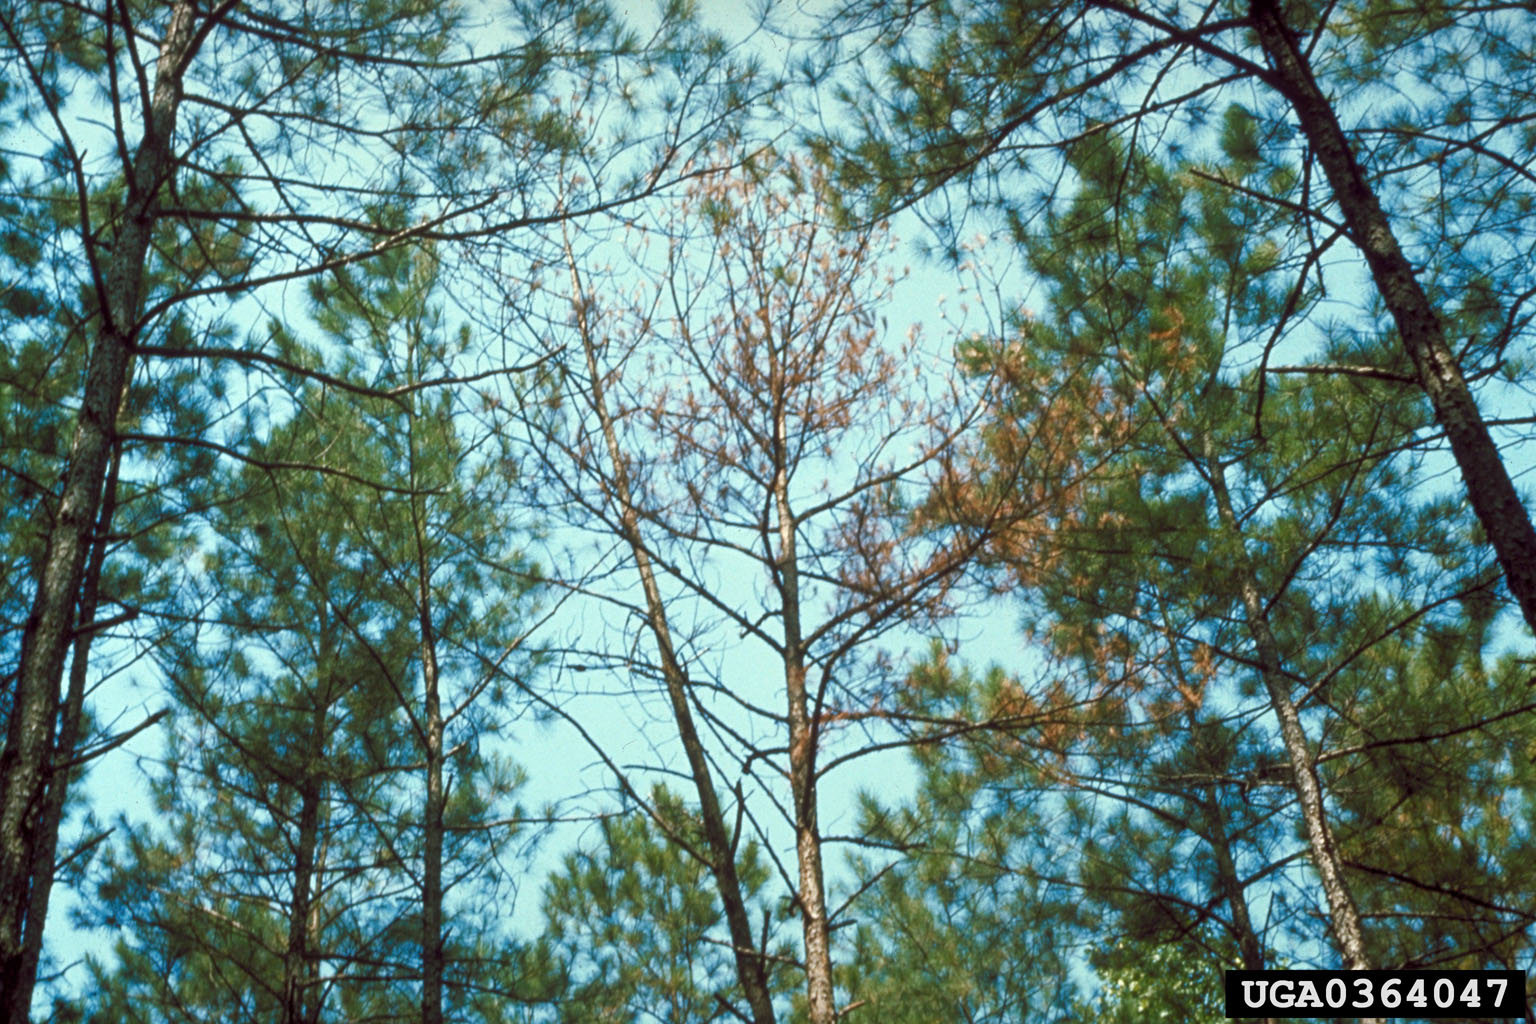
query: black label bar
1224 969 1526 1019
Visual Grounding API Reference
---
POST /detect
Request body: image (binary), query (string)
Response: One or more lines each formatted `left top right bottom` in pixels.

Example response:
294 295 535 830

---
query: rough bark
565 253 779 1024
410 386 446 1024
279 592 341 1024
1169 653 1265 975
0 6 211 1015
1207 443 1376 988
787 682 835 1024
1249 0 1536 636
12 452 121 1020
419 619 445 1024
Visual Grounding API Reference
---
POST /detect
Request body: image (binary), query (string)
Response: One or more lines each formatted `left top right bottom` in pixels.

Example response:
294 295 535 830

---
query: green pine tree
914 127 1523 987
82 245 545 1023
822 0 1536 636
538 789 794 1024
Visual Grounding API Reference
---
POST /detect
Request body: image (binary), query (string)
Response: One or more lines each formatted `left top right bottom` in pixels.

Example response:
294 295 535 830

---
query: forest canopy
2 1 1535 1021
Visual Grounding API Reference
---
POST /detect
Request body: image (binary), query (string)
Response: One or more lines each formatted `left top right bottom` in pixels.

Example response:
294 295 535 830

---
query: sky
20 0 1536 1014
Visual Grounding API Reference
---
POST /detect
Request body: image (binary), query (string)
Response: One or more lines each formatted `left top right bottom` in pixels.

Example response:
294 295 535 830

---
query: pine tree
822 0 1536 637
836 658 1085 1023
301 242 545 1023
538 789 793 1024
919 127 1518 985
527 150 1036 1024
84 398 423 1023
1322 596 1536 973
83 245 545 1022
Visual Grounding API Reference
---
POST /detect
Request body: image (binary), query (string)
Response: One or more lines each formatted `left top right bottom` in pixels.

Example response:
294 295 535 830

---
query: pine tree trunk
1168 645 1266 976
410 386 447 1024
1199 786 1275 1024
0 7 207 1017
420 629 445 1024
566 254 779 1024
1199 784 1265 973
1207 442 1376 988
282 579 335 1024
13 453 122 1013
770 358 837 1024
1249 0 1536 636
282 766 323 1024
783 634 836 1024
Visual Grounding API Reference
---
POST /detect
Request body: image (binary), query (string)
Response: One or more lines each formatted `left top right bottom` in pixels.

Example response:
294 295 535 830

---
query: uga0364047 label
1223 969 1525 1019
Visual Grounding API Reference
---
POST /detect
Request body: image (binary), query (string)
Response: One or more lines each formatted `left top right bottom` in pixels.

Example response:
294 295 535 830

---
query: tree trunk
0 7 208 1016
1249 0 1536 636
565 252 779 1024
409 380 447 1024
282 748 324 1024
13 452 122 1017
1207 443 1376 986
1198 785 1274 1024
787 689 835 1024
281 573 336 1024
1198 783 1265 973
420 618 445 1024
769 348 837 1024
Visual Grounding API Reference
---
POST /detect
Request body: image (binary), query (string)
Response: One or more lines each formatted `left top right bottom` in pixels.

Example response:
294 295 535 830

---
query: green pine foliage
836 662 1084 1022
1075 939 1230 1024
1324 607 1536 971
538 790 794 1024
80 246 546 1022
860 120 1536 1004
82 397 424 1021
